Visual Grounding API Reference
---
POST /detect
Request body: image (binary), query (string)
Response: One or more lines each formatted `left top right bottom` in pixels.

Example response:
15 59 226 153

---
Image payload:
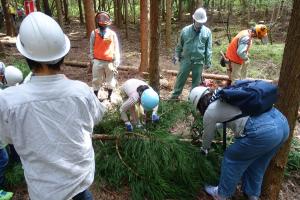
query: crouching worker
120 79 159 131
0 63 23 200
0 12 106 200
188 86 289 200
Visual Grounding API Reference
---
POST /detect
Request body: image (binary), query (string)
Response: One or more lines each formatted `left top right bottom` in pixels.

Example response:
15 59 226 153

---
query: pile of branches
93 101 222 200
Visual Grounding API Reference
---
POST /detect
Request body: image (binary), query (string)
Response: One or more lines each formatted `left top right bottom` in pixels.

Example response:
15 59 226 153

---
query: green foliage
5 162 24 186
286 139 300 172
94 101 220 200
11 59 30 78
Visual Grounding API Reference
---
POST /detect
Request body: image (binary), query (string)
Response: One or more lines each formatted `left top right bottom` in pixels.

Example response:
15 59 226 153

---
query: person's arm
237 36 251 61
0 101 12 145
88 88 106 125
202 111 218 150
204 30 213 68
175 29 184 59
113 32 121 68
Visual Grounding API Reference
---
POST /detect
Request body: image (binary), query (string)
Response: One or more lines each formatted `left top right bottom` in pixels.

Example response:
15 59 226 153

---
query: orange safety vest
226 30 252 65
93 29 115 61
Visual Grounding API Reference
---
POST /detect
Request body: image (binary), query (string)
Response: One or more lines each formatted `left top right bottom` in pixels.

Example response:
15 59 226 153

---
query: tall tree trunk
124 0 128 38
55 0 64 27
165 0 172 48
102 0 105 10
63 0 69 24
78 0 84 24
149 0 161 92
196 0 203 7
0 41 5 57
1 0 14 36
43 0 52 16
139 0 150 72
83 0 95 37
178 0 183 21
117 0 122 27
36 0 41 11
262 1 300 199
93 0 97 11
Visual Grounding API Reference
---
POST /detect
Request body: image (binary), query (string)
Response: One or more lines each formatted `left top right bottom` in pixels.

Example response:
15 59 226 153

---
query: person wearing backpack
225 24 268 85
0 12 106 200
89 11 120 102
188 84 289 200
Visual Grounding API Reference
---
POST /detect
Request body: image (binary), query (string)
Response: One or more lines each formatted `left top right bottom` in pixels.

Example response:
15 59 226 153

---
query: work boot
107 89 113 102
204 186 226 200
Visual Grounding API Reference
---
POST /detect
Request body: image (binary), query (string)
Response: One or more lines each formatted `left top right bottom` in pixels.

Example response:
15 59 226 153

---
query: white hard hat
5 66 23 86
192 8 207 23
189 86 209 108
16 12 70 63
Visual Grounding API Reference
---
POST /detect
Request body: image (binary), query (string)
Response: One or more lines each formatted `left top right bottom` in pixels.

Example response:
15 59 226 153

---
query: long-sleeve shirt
175 24 212 66
0 74 106 200
202 100 249 149
89 27 120 66
237 35 251 61
119 79 157 122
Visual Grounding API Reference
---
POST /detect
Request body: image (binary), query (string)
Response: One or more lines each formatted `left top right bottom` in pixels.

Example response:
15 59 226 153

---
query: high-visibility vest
226 30 252 65
93 29 115 61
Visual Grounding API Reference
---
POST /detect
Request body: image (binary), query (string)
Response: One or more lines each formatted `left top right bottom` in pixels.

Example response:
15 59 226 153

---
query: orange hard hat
96 11 112 26
255 24 268 39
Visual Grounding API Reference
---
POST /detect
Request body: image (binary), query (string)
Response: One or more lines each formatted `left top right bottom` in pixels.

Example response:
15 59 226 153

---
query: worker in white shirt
0 12 106 200
120 79 160 131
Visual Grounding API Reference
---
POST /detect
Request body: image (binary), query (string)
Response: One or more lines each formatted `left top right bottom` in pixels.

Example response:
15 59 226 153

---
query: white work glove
172 56 179 65
114 60 120 68
125 121 133 132
109 63 118 74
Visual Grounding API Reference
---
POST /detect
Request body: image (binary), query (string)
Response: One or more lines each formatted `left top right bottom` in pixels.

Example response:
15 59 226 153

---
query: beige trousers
229 62 249 84
92 59 117 91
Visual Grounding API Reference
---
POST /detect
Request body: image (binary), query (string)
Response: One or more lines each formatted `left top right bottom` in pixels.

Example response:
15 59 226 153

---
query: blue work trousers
0 147 8 188
73 189 93 200
218 108 289 198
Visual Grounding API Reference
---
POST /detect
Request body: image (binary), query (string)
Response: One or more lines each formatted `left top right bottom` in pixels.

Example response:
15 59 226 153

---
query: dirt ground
1 16 299 200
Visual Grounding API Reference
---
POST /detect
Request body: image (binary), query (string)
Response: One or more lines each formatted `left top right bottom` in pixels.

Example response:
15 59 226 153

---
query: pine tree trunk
0 41 5 57
1 0 14 36
165 0 172 48
78 0 84 24
149 0 161 92
43 0 52 16
83 0 95 37
36 0 41 11
117 0 122 27
262 1 300 199
124 0 128 38
55 0 64 27
63 0 69 24
139 0 149 72
93 0 97 11
178 0 183 21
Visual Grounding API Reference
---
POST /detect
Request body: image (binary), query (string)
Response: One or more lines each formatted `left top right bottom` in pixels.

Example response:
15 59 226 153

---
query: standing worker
120 79 159 131
188 86 289 200
225 24 268 84
170 7 212 100
89 11 121 101
0 12 106 200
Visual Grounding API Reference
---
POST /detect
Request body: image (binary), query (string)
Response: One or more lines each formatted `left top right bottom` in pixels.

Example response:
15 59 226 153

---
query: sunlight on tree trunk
262 1 300 199
139 0 149 73
83 0 95 37
149 0 161 92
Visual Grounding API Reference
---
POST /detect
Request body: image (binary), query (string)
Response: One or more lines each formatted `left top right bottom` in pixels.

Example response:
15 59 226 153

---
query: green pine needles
93 101 221 200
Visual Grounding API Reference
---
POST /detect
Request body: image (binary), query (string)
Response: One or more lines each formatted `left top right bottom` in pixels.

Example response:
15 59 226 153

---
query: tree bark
124 0 128 38
139 0 150 72
165 0 172 48
35 0 41 11
42 0 52 16
0 41 5 57
55 0 64 27
78 0 84 24
83 0 96 37
1 0 15 36
63 0 69 24
149 0 161 92
178 0 183 21
262 1 300 199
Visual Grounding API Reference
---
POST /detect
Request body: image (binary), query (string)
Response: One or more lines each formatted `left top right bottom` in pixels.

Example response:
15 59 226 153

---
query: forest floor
0 15 299 200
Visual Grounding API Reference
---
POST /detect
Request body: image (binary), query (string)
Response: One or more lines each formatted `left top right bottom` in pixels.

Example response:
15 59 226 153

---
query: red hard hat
96 12 112 26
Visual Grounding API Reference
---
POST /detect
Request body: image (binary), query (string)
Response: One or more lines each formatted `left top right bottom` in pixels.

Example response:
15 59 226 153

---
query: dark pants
73 189 93 200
